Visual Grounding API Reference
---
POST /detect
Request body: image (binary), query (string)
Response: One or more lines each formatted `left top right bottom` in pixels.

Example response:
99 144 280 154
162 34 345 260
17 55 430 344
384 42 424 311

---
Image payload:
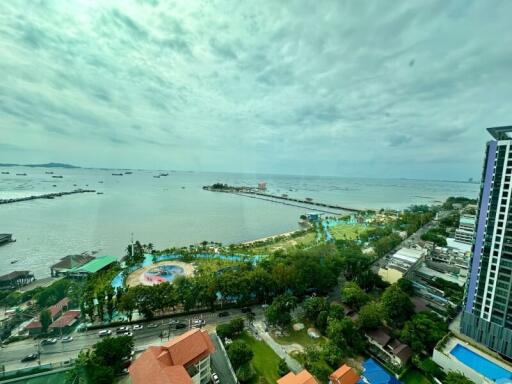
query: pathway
252 320 302 373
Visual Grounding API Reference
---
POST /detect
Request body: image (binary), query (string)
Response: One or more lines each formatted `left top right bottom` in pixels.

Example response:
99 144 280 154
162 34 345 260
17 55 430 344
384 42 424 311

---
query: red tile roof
329 364 360 384
49 310 80 329
278 370 318 384
48 297 70 318
25 319 41 330
129 329 215 384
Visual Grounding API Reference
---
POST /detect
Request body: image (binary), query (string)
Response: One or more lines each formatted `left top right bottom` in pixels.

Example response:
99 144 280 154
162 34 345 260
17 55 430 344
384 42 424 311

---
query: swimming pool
144 264 184 283
450 344 512 381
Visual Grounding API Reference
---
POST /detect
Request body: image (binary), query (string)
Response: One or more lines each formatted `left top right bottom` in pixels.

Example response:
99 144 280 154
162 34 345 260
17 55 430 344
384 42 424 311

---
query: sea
0 166 479 278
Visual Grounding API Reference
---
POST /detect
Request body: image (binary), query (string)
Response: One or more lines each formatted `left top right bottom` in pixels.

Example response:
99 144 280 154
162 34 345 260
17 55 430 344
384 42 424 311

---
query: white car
98 329 112 337
133 324 143 331
192 319 206 328
122 331 133 337
212 372 220 384
61 336 73 343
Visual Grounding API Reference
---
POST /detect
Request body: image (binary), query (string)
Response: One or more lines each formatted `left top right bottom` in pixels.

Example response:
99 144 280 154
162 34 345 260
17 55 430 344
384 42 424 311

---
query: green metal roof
69 255 117 274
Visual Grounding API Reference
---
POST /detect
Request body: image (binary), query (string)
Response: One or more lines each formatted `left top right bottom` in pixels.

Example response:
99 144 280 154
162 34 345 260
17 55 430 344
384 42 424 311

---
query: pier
203 185 362 213
0 189 96 205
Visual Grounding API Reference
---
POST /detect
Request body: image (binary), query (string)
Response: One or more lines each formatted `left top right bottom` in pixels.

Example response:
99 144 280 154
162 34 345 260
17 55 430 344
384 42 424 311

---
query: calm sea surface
0 167 479 278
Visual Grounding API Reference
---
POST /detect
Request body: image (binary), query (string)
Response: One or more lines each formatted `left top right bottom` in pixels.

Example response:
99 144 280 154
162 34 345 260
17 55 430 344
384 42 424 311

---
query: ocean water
0 167 479 278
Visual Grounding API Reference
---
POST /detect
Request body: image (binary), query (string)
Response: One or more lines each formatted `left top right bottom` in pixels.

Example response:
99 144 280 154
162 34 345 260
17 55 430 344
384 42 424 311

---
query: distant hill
0 162 80 169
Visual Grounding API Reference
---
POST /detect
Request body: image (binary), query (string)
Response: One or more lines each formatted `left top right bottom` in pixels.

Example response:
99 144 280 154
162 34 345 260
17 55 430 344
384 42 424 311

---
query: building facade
461 126 512 358
454 214 476 245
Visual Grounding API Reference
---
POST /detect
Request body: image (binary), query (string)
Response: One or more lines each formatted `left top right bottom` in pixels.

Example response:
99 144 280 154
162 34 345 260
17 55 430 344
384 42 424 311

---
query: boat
112 173 123 176
181 186 186 189
52 184 57 187
153 175 160 178
97 192 104 195
0 234 15 246
98 181 104 184
45 171 54 174
1 171 9 174
10 260 18 264
73 184 77 186
16 173 27 176
159 173 169 176
52 175 63 178
124 171 132 174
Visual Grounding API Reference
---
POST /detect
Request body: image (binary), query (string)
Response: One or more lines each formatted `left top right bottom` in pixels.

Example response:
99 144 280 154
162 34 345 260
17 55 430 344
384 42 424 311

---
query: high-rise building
461 126 512 358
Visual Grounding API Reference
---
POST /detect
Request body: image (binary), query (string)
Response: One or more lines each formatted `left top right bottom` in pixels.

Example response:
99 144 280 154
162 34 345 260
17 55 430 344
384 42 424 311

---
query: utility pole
130 233 134 258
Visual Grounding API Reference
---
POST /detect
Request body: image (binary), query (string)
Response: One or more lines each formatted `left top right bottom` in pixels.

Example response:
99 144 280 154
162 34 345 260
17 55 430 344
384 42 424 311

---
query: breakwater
203 185 362 213
0 189 96 204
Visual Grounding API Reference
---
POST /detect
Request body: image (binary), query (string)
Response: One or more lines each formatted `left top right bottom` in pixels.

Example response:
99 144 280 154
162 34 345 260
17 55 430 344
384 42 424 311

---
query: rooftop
488 126 512 140
329 364 360 384
68 255 117 274
129 329 215 384
49 310 80 329
278 370 318 384
51 254 95 270
48 297 70 317
0 271 33 282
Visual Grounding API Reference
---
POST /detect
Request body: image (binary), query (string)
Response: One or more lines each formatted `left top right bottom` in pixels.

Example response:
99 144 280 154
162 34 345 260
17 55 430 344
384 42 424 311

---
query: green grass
238 332 281 384
401 369 432 384
274 327 326 348
329 223 371 240
248 231 317 254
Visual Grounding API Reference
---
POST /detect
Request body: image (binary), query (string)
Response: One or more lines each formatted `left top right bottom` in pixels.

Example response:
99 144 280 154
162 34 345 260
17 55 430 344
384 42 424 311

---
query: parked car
218 311 230 317
122 331 133 337
41 338 57 345
175 322 186 329
148 323 159 328
61 336 73 343
212 372 220 384
116 326 130 334
98 329 112 337
192 319 206 328
133 324 143 331
21 353 38 362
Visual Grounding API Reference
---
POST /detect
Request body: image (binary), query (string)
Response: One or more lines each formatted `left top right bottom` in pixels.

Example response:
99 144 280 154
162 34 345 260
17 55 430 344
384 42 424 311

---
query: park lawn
250 231 317 254
238 332 281 384
401 368 432 384
329 223 371 241
192 258 244 274
275 327 326 349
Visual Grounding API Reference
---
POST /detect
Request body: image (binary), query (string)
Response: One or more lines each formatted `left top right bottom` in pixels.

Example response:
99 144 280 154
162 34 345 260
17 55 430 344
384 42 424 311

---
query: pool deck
433 336 512 383
126 260 195 287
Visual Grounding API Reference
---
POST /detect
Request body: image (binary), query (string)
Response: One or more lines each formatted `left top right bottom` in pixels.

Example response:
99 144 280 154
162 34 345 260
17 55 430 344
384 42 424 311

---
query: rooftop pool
450 344 512 381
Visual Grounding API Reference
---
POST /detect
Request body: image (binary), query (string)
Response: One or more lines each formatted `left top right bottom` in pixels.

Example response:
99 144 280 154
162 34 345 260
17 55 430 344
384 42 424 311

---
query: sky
0 1 511 180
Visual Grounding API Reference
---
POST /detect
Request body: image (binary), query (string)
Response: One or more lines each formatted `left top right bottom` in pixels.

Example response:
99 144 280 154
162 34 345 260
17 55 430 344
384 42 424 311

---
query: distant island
0 162 80 169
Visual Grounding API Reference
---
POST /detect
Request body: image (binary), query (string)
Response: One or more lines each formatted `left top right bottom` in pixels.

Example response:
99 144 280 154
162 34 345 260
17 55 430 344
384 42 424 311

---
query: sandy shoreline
242 228 307 245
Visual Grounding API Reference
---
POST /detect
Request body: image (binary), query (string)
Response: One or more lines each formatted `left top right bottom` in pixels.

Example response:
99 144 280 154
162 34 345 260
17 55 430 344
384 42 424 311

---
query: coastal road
0 307 265 371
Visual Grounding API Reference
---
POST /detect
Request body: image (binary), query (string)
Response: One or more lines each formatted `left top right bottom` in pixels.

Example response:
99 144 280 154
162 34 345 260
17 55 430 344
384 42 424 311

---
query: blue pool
450 344 512 381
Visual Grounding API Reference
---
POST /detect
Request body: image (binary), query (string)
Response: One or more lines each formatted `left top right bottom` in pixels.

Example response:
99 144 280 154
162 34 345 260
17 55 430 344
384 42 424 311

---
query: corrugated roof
69 255 117 274
48 297 70 317
49 310 80 329
51 254 94 270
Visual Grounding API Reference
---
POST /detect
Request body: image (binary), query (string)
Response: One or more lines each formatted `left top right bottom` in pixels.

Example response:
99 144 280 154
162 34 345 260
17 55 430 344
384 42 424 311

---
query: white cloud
0 0 510 179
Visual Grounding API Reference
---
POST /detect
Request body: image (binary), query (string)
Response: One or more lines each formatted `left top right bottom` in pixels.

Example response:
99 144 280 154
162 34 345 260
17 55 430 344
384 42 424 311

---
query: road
0 307 265 372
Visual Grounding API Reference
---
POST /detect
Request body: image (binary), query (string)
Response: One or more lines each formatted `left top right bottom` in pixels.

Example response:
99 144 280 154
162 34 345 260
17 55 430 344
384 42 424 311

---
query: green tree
118 288 136 321
236 363 255 382
277 358 289 376
400 312 448 353
39 309 52 333
216 323 234 341
357 302 383 330
303 296 329 322
340 282 369 310
227 340 253 370
381 284 414 327
265 293 297 328
444 372 474 384
327 318 365 353
321 340 344 367
230 317 245 335
93 335 134 375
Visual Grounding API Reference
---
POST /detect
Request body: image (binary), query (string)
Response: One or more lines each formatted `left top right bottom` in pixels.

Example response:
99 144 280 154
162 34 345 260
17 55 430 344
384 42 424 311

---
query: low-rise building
329 364 360 384
49 310 80 334
365 327 412 369
453 214 476 245
378 247 426 284
50 254 95 277
278 369 318 384
66 255 117 278
24 297 71 335
129 329 215 384
0 271 35 289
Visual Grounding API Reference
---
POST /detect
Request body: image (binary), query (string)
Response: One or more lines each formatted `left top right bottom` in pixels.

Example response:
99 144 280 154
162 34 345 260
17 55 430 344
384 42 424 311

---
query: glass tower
461 126 512 359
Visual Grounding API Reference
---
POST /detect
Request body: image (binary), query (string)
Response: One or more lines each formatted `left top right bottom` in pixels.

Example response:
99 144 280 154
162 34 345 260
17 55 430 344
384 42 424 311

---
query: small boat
97 192 103 195
153 175 160 178
16 173 27 176
52 184 57 187
1 171 9 174
98 181 104 184
159 173 169 176
73 184 77 186
124 171 132 174
112 173 123 176
181 186 186 189
10 260 18 264
52 175 63 178
45 171 54 174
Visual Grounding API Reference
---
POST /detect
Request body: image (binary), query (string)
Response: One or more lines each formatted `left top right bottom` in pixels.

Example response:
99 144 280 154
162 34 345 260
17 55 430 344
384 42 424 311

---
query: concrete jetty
0 189 96 205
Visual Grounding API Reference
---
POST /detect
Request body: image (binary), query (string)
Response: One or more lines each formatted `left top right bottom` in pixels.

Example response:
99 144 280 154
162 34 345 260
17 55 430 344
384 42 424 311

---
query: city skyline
1 1 511 178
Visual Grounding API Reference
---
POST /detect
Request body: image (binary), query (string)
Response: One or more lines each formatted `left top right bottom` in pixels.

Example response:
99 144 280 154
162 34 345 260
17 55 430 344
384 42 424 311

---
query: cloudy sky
1 1 511 179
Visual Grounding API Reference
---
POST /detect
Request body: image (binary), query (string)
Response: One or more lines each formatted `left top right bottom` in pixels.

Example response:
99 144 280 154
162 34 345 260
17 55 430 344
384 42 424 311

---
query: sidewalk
253 320 302 373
